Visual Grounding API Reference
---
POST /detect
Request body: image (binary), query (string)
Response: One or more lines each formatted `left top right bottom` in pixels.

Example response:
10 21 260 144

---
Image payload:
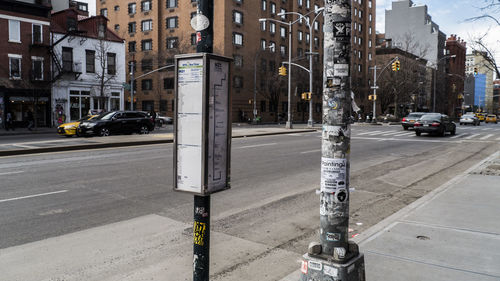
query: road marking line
382 131 404 136
13 144 38 149
300 149 321 154
0 190 68 203
450 134 464 139
237 143 277 149
0 171 24 176
482 128 490 131
480 134 494 140
366 131 386 136
392 132 414 137
357 131 383 135
464 134 480 140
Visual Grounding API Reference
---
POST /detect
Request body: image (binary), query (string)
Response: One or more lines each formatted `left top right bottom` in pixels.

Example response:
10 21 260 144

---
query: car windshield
408 113 423 118
420 114 441 121
99 112 116 120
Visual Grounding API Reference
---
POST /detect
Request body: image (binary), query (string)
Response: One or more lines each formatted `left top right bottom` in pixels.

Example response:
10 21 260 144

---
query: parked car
401 112 426 130
414 113 456 136
485 114 498 124
157 115 173 125
459 113 480 126
57 115 98 137
77 111 154 137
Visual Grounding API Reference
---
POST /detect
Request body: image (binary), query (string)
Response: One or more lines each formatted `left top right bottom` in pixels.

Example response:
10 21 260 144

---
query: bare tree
469 32 500 78
92 38 119 111
466 0 500 26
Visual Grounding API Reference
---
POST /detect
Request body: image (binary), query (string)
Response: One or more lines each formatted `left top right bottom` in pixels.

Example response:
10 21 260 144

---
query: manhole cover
416 235 430 240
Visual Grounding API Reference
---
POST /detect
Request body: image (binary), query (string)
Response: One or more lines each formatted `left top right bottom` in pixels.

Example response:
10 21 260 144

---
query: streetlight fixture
277 8 324 128
432 54 456 112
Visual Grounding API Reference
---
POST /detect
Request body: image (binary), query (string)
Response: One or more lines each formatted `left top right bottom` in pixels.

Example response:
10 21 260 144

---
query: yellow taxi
57 115 98 137
485 114 498 124
475 113 486 122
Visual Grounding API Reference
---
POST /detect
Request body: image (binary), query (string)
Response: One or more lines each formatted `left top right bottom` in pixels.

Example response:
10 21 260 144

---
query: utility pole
129 60 135 110
300 0 365 279
371 66 378 123
193 1 213 281
286 20 293 129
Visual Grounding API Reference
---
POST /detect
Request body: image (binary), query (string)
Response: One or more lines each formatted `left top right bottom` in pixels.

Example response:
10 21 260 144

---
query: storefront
0 89 51 128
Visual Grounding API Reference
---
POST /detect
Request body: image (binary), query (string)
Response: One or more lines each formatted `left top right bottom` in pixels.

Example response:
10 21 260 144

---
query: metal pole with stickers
173 1 232 281
299 1 365 280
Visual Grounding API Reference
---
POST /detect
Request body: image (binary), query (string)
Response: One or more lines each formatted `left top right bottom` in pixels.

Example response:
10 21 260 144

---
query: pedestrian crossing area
351 126 500 142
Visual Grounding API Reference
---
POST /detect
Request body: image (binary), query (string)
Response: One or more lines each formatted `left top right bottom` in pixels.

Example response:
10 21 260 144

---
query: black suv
77 111 154 137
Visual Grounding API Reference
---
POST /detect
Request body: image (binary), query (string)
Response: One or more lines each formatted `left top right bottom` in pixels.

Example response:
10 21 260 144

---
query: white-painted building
50 9 125 125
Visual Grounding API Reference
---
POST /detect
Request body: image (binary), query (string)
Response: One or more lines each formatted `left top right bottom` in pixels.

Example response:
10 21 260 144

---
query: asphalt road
0 123 499 280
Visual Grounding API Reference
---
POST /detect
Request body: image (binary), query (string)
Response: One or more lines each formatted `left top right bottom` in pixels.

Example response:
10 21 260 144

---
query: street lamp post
276 8 324 128
432 55 456 112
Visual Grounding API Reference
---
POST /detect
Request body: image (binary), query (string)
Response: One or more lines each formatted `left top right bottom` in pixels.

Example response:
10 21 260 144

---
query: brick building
0 0 52 128
97 0 375 123
445 34 466 117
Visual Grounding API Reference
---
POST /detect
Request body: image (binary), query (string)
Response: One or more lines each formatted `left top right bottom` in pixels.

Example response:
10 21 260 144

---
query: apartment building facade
466 51 495 112
445 34 466 117
0 0 52 128
97 0 375 122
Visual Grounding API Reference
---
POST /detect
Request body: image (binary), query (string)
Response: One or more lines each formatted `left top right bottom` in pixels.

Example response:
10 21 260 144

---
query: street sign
173 53 232 195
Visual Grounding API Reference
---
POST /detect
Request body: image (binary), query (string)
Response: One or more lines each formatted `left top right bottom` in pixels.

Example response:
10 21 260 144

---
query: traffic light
307 92 312 100
279 66 287 76
395 60 400 71
368 95 377 101
301 92 312 100
473 67 478 75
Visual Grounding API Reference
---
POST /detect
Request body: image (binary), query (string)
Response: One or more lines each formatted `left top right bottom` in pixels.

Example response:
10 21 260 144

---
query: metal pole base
299 253 365 281
286 121 293 129
307 120 314 128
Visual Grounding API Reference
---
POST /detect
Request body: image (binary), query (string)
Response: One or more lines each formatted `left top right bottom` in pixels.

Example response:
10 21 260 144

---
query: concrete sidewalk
282 151 500 281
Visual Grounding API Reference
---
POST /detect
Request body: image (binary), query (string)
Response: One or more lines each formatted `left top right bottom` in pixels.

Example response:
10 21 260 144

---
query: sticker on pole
321 158 347 193
191 14 210 31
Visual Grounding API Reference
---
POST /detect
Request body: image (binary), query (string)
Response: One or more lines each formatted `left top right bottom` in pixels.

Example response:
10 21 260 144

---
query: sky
377 0 500 65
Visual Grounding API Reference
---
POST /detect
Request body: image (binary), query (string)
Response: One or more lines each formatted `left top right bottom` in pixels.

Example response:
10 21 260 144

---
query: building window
31 57 44 80
128 22 136 33
107 53 116 75
32 24 42 44
262 0 267 10
191 33 197 45
128 3 136 14
270 2 276 14
142 39 153 51
62 47 73 72
269 41 276 52
129 41 136 52
233 55 243 67
314 21 319 31
141 59 153 71
114 24 120 31
306 0 310 9
298 0 303 7
100 8 108 17
269 22 276 34
269 60 276 72
114 5 120 11
142 79 153 90
260 21 266 31
297 48 303 57
9 55 21 79
142 20 153 31
160 100 168 112
261 58 267 71
166 0 177 8
305 33 310 44
167 37 178 49
8 20 20 43
280 45 286 57
233 11 243 24
233 33 243 46
141 0 152 11
261 39 266 50
166 17 178 29
85 50 95 73
314 36 319 48
280 8 286 20
233 76 243 88
164 78 174 89
280 26 287 38
298 31 303 41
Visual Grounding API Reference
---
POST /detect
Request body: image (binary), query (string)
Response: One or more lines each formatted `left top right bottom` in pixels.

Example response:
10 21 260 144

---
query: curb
0 129 318 157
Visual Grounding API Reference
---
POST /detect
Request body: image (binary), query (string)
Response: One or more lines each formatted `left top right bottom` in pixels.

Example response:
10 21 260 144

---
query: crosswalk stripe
393 132 414 137
357 131 382 135
365 131 385 136
382 131 404 136
480 134 494 140
481 128 490 131
450 134 464 139
464 134 480 140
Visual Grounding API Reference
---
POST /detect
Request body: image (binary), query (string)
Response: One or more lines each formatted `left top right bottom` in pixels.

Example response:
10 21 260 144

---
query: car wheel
440 128 446 137
415 131 421 136
139 125 150 134
451 128 456 135
99 128 110 137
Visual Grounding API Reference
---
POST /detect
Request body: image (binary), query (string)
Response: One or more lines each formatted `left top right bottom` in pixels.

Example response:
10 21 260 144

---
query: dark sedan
414 113 456 137
77 111 154 137
401 112 426 130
